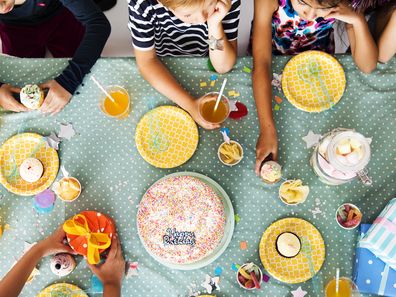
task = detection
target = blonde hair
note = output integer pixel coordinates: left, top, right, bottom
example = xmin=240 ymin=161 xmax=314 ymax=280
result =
xmin=159 ymin=0 xmax=206 ymax=9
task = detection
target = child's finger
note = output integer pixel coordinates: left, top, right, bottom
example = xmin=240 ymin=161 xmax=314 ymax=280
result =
xmin=9 ymin=86 xmax=22 ymax=93
xmin=40 ymin=95 xmax=53 ymax=113
xmin=108 ymin=236 xmax=120 ymax=259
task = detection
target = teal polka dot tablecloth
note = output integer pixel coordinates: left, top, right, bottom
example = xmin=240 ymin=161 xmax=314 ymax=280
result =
xmin=0 ymin=55 xmax=395 ymax=297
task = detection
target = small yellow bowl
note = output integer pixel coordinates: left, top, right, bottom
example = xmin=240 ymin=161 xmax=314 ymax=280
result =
xmin=217 ymin=140 xmax=244 ymax=167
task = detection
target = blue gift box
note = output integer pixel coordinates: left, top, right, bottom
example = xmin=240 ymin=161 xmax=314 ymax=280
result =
xmin=353 ymin=224 xmax=396 ymax=297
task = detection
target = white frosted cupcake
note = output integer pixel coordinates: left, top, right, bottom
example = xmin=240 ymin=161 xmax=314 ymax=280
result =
xmin=19 ymin=158 xmax=43 ymax=183
xmin=20 ymin=84 xmax=44 ymax=109
xmin=260 ymin=161 xmax=282 ymax=184
xmin=276 ymin=232 xmax=301 ymax=258
xmin=50 ymin=254 xmax=76 ymax=277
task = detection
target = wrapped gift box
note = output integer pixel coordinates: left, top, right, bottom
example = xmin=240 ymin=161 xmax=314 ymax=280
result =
xmin=63 ymin=210 xmax=115 ymax=264
xmin=359 ymin=198 xmax=396 ymax=270
xmin=353 ymin=224 xmax=396 ymax=297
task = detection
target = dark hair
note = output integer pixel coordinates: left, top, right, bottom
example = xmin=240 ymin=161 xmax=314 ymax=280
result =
xmin=350 ymin=0 xmax=395 ymax=11
xmin=315 ymin=0 xmax=342 ymax=7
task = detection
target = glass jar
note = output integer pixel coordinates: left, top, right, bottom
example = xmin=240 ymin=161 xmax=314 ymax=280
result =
xmin=310 ymin=128 xmax=372 ymax=186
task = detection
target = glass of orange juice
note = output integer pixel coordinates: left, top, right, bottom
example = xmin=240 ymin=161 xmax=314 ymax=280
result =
xmin=325 ymin=277 xmax=360 ymax=297
xmin=99 ymin=85 xmax=130 ymax=119
xmin=198 ymin=92 xmax=230 ymax=125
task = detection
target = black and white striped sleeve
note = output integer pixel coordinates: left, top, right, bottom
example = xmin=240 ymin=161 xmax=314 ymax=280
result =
xmin=222 ymin=0 xmax=241 ymax=41
xmin=128 ymin=0 xmax=155 ymax=50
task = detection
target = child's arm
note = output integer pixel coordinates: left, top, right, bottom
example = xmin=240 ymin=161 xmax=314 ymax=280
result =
xmin=378 ymin=9 xmax=396 ymax=63
xmin=135 ymin=48 xmax=220 ymax=129
xmin=252 ymin=0 xmax=279 ymax=175
xmin=207 ymin=0 xmax=238 ymax=73
xmin=0 ymin=227 xmax=74 ymax=297
xmin=88 ymin=234 xmax=125 ymax=297
xmin=327 ymin=2 xmax=378 ymax=73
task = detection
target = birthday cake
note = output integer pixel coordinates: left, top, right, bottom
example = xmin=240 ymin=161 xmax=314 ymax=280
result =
xmin=137 ymin=176 xmax=226 ymax=265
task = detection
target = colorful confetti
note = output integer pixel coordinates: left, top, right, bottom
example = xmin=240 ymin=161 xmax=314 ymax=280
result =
xmin=243 ymin=66 xmax=252 ymax=73
xmin=262 ymin=273 xmax=270 ymax=283
xmin=234 ymin=214 xmax=240 ymax=223
xmin=228 ymin=90 xmax=236 ymax=97
xmin=214 ymin=266 xmax=223 ymax=276
xmin=210 ymin=81 xmax=215 ymax=87
xmin=231 ymin=263 xmax=239 ymax=272
xmin=240 ymin=241 xmax=248 ymax=250
xmin=291 ymin=286 xmax=308 ymax=297
xmin=200 ymin=82 xmax=207 ymax=87
xmin=58 ymin=123 xmax=76 ymax=140
xmin=210 ymin=74 xmax=218 ymax=81
xmin=274 ymin=95 xmax=283 ymax=104
xmin=274 ymin=104 xmax=280 ymax=111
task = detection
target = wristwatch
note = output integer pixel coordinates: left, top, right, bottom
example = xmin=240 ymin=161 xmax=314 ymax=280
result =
xmin=207 ymin=35 xmax=224 ymax=51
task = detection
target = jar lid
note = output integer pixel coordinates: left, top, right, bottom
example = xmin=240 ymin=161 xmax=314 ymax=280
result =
xmin=327 ymin=131 xmax=371 ymax=173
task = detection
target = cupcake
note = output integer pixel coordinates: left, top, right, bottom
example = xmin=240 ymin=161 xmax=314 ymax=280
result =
xmin=50 ymin=254 xmax=76 ymax=277
xmin=53 ymin=177 xmax=81 ymax=202
xmin=19 ymin=158 xmax=43 ymax=183
xmin=276 ymin=232 xmax=301 ymax=258
xmin=260 ymin=161 xmax=282 ymax=184
xmin=20 ymin=84 xmax=44 ymax=109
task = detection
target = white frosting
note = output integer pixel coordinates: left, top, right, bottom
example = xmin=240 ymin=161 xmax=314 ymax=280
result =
xmin=20 ymin=84 xmax=44 ymax=109
xmin=50 ymin=254 xmax=76 ymax=277
xmin=276 ymin=232 xmax=301 ymax=258
xmin=19 ymin=158 xmax=43 ymax=183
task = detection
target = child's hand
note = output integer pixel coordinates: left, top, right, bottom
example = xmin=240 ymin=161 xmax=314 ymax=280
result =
xmin=188 ymin=100 xmax=221 ymax=130
xmin=0 ymin=84 xmax=28 ymax=112
xmin=88 ymin=234 xmax=125 ymax=288
xmin=36 ymin=226 xmax=76 ymax=257
xmin=207 ymin=0 xmax=231 ymax=28
xmin=325 ymin=2 xmax=364 ymax=25
xmin=255 ymin=127 xmax=278 ymax=175
xmin=39 ymin=80 xmax=72 ymax=115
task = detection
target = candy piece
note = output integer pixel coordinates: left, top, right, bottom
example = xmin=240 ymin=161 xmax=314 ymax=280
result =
xmin=347 ymin=209 xmax=355 ymax=221
xmin=350 ymin=138 xmax=362 ymax=150
xmin=337 ymin=140 xmax=352 ymax=155
xmin=346 ymin=151 xmax=360 ymax=165
xmin=238 ymin=274 xmax=246 ymax=284
xmin=262 ymin=274 xmax=270 ymax=282
xmin=240 ymin=241 xmax=248 ymax=250
xmin=245 ymin=280 xmax=254 ymax=289
xmin=344 ymin=204 xmax=351 ymax=212
xmin=250 ymin=271 xmax=261 ymax=289
xmin=238 ymin=268 xmax=252 ymax=280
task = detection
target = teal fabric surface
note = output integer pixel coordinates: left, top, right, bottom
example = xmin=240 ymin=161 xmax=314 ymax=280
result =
xmin=0 ymin=56 xmax=395 ymax=297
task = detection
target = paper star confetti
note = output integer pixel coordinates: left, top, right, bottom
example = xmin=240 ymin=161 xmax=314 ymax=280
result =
xmin=201 ymin=275 xmax=220 ymax=294
xmin=228 ymin=100 xmax=238 ymax=112
xmin=220 ymin=128 xmax=231 ymax=144
xmin=302 ymin=130 xmax=322 ymax=149
xmin=45 ymin=132 xmax=61 ymax=150
xmin=243 ymin=66 xmax=252 ymax=73
xmin=125 ymin=261 xmax=139 ymax=278
xmin=58 ymin=122 xmax=76 ymax=140
xmin=291 ymin=286 xmax=307 ymax=297
xmin=234 ymin=214 xmax=241 ymax=223
xmin=240 ymin=241 xmax=248 ymax=250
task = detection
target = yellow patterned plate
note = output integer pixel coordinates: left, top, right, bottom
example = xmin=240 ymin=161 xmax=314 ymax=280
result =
xmin=282 ymin=51 xmax=346 ymax=112
xmin=37 ymin=283 xmax=88 ymax=297
xmin=0 ymin=133 xmax=59 ymax=196
xmin=259 ymin=218 xmax=325 ymax=284
xmin=135 ymin=106 xmax=199 ymax=168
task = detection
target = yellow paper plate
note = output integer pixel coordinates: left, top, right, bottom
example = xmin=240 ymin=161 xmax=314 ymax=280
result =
xmin=0 ymin=133 xmax=59 ymax=196
xmin=37 ymin=283 xmax=88 ymax=297
xmin=259 ymin=218 xmax=325 ymax=284
xmin=282 ymin=51 xmax=346 ymax=112
xmin=135 ymin=106 xmax=199 ymax=168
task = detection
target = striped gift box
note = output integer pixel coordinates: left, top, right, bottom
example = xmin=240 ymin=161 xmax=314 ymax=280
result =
xmin=359 ymin=198 xmax=396 ymax=270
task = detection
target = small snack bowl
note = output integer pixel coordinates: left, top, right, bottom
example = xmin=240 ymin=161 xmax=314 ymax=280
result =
xmin=236 ymin=262 xmax=262 ymax=290
xmin=53 ymin=176 xmax=82 ymax=202
xmin=218 ymin=140 xmax=243 ymax=167
xmin=279 ymin=179 xmax=310 ymax=206
xmin=336 ymin=203 xmax=362 ymax=230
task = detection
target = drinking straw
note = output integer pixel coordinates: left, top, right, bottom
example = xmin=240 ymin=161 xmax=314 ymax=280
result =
xmin=90 ymin=76 xmax=116 ymax=104
xmin=336 ymin=268 xmax=340 ymax=295
xmin=214 ymin=78 xmax=227 ymax=112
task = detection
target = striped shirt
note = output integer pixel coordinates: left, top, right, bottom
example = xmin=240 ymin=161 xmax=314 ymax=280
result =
xmin=128 ymin=0 xmax=240 ymax=56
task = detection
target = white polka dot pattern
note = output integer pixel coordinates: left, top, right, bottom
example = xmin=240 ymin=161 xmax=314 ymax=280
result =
xmin=0 ymin=56 xmax=395 ymax=297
